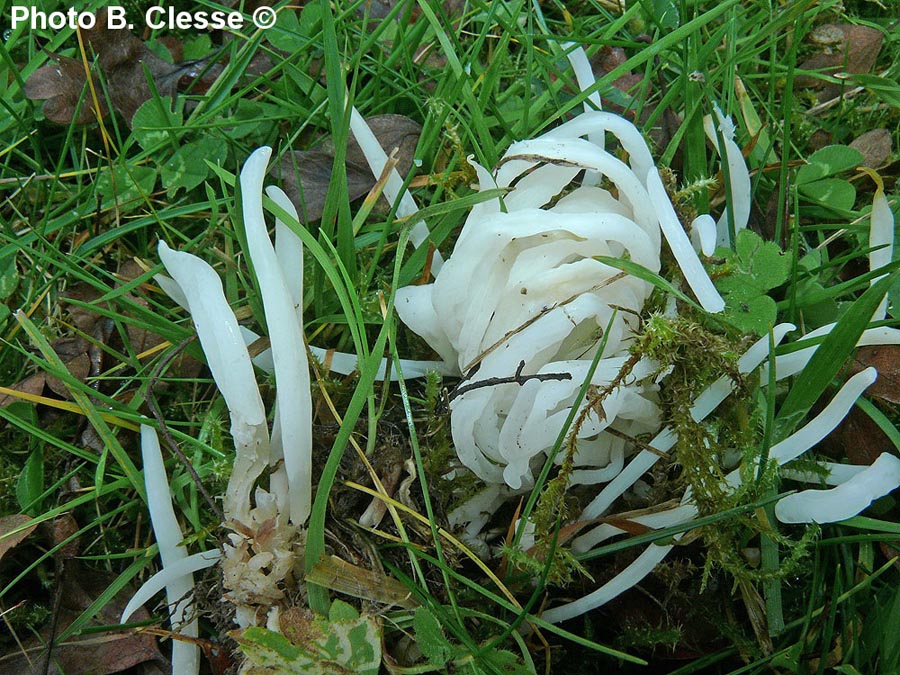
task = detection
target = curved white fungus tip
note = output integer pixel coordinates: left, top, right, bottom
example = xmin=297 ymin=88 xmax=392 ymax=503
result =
xmin=121 ymin=550 xmax=222 ymax=624
xmin=580 ymin=325 xmax=793 ymax=521
xmin=542 ymin=540 xmax=676 ymax=624
xmin=868 ymin=182 xmax=894 ymax=321
xmin=768 ymin=367 xmax=877 ymax=466
xmin=137 ymin=424 xmax=202 ymax=675
xmin=646 ymin=167 xmax=725 ymax=313
xmin=775 ymin=452 xmax=900 ymax=524
xmin=240 ymin=150 xmax=312 ymax=526
xmin=563 ymin=42 xmax=602 ymax=112
xmin=703 ymin=106 xmax=751 ymax=247
xmin=347 ymin=107 xmax=443 ymax=274
xmin=157 ymin=240 xmax=269 ymax=524
xmin=690 ymin=214 xmax=717 ymax=256
xmin=266 ymin=185 xmax=304 ymax=312
xmin=154 ymin=273 xmax=189 ymax=311
xmin=157 ymin=241 xmax=266 ymax=428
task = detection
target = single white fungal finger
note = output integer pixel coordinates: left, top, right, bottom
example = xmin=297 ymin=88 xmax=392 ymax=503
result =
xmin=704 ymin=105 xmax=751 ymax=247
xmin=136 ymin=425 xmax=202 ymax=675
xmin=690 ymin=214 xmax=717 ymax=256
xmin=158 ymin=241 xmax=269 ymax=525
xmin=868 ymin=179 xmax=894 ymax=320
xmin=241 ymin=148 xmax=313 ymax=526
xmin=348 ymin=107 xmax=442 ymax=273
xmin=646 ymin=167 xmax=724 ymax=313
xmin=121 ymin=549 xmax=222 ymax=624
xmin=776 ymin=452 xmax=900 ymax=523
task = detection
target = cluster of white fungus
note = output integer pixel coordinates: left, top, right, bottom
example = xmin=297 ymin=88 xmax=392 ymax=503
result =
xmin=347 ymin=47 xmax=900 ymax=623
xmin=124 ymin=44 xmax=900 ymax=670
xmin=123 ymin=151 xmax=315 ymax=672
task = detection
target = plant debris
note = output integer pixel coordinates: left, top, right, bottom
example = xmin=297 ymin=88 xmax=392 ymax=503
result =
xmin=24 ymin=9 xmax=222 ymax=127
xmin=271 ymin=114 xmax=421 ymax=222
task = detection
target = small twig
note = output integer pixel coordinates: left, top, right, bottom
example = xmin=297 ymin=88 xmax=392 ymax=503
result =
xmin=447 ymin=360 xmax=572 ymax=403
xmin=603 ymin=426 xmax=669 ymax=459
xmin=146 ymin=337 xmax=225 ymax=523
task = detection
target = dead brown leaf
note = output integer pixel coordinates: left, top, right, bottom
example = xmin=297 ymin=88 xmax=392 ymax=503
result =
xmin=272 ymin=114 xmax=421 ymax=223
xmin=0 ymin=371 xmax=45 ymax=407
xmin=849 ymin=128 xmax=892 ymax=169
xmin=0 ymin=563 xmax=168 ymax=674
xmin=589 ymin=45 xmax=643 ymax=97
xmin=850 ymin=345 xmax=900 ymax=404
xmin=796 ymin=24 xmax=883 ymax=100
xmin=0 ymin=515 xmax=38 ymax=562
xmin=25 ymin=9 xmax=221 ymax=127
xmin=815 ymin=345 xmax=900 ymax=465
xmin=2 ymin=260 xmax=199 ymax=412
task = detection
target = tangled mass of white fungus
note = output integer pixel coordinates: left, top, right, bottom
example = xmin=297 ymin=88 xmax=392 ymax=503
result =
xmin=125 ymin=46 xmax=900 ymax=672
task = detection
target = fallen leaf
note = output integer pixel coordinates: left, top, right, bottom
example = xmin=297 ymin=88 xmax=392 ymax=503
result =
xmin=849 ymin=128 xmax=892 ymax=168
xmin=271 ymin=114 xmax=421 ymax=222
xmin=48 ymin=514 xmax=81 ymax=561
xmin=0 ymin=564 xmax=168 ymax=674
xmin=589 ymin=45 xmax=643 ymax=96
xmin=850 ymin=345 xmax=900 ymax=404
xmin=796 ymin=24 xmax=883 ymax=101
xmin=22 ymin=55 xmax=106 ymax=125
xmin=25 ymin=9 xmax=221 ymax=127
xmin=2 ymin=260 xmax=198 ymax=412
xmin=0 ymin=371 xmax=45 ymax=407
xmin=0 ymin=515 xmax=37 ymax=562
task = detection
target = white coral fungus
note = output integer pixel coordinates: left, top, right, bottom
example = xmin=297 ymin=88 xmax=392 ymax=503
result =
xmin=346 ymin=46 xmax=900 ymax=624
xmin=393 ymin=109 xmax=725 ymax=492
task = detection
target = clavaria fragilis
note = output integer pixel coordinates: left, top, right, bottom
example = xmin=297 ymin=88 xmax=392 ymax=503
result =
xmin=157 ymin=241 xmax=271 ymax=527
xmin=128 ymin=149 xmax=317 ymax=644
xmin=345 ymin=45 xmax=900 ymax=625
xmin=128 ymin=42 xmax=900 ymax=654
xmin=119 ymin=426 xmax=217 ymax=674
xmin=775 ymin=452 xmax=900 ymax=524
xmin=240 ymin=148 xmax=312 ymax=526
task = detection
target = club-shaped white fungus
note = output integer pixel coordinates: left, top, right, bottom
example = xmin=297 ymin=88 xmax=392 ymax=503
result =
xmin=157 ymin=242 xmax=270 ymax=526
xmin=704 ymin=104 xmax=751 ymax=247
xmin=347 ymin=46 xmax=900 ymax=625
xmin=241 ymin=148 xmax=312 ymax=526
xmin=690 ymin=214 xmax=718 ymax=256
xmin=545 ymin=364 xmax=884 ymax=625
xmin=139 ymin=43 xmax=899 ymax=644
xmin=775 ymin=452 xmax=900 ymax=523
xmin=157 ymin=215 xmax=309 ymax=629
xmin=867 ymin=173 xmax=894 ymax=321
xmin=121 ymin=550 xmax=222 ymax=627
xmin=386 ymin=106 xmax=731 ymax=492
xmin=127 ymin=425 xmax=203 ymax=675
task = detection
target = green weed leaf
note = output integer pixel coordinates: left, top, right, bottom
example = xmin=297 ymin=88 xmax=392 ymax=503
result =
xmin=719 ymin=286 xmax=778 ymax=335
xmin=94 ymin=165 xmax=158 ymax=213
xmin=643 ymin=0 xmax=680 ymax=31
xmin=236 ymin=605 xmax=381 ymax=674
xmin=16 ymin=447 xmax=44 ymax=515
xmin=477 ymin=648 xmax=533 ymax=674
xmin=796 ymin=145 xmax=864 ymax=185
xmin=798 ymin=178 xmax=856 ymax=212
xmin=730 ymin=230 xmax=791 ymax=292
xmin=162 ymin=136 xmax=227 ymax=194
xmin=131 ymin=97 xmax=183 ymax=151
xmin=714 ymin=230 xmax=790 ymax=334
xmin=0 ymin=253 xmax=18 ymax=299
xmin=414 ymin=607 xmax=453 ymax=666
